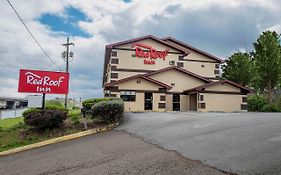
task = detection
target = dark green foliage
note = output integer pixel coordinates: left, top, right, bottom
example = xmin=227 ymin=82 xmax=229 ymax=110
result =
xmin=23 ymin=110 xmax=68 ymax=130
xmin=261 ymin=103 xmax=281 ymax=112
xmin=248 ymin=95 xmax=268 ymax=112
xmin=222 ymin=52 xmax=253 ymax=86
xmin=90 ymin=100 xmax=124 ymax=123
xmin=82 ymin=97 xmax=123 ymax=115
xmin=22 ymin=108 xmax=41 ymax=118
xmin=82 ymin=98 xmax=111 ymax=111
xmin=46 ymin=99 xmax=64 ymax=107
xmin=252 ymin=31 xmax=281 ymax=102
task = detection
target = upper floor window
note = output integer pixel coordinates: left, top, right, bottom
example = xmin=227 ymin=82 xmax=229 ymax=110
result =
xmin=111 ymin=51 xmax=117 ymax=57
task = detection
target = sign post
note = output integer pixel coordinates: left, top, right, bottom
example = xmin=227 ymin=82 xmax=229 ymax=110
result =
xmin=18 ymin=69 xmax=69 ymax=109
xmin=42 ymin=93 xmax=46 ymax=110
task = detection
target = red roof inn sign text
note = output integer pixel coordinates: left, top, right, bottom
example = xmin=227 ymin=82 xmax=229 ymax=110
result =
xmin=132 ymin=43 xmax=169 ymax=65
xmin=18 ymin=69 xmax=69 ymax=94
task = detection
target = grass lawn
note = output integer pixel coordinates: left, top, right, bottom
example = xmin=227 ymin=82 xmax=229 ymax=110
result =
xmin=0 ymin=117 xmax=23 ymax=130
xmin=0 ymin=109 xmax=90 ymax=152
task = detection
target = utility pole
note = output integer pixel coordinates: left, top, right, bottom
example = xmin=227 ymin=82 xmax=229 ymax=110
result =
xmin=62 ymin=37 xmax=74 ymax=108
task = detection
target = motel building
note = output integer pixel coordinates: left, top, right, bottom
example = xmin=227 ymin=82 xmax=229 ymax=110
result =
xmin=103 ymin=35 xmax=251 ymax=112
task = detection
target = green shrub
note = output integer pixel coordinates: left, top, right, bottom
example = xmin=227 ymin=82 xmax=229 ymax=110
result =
xmin=276 ymin=97 xmax=281 ymax=109
xmin=46 ymin=99 xmax=64 ymax=107
xmin=248 ymin=95 xmax=268 ymax=112
xmin=45 ymin=105 xmax=68 ymax=112
xmin=69 ymin=110 xmax=81 ymax=125
xmin=90 ymin=100 xmax=124 ymax=123
xmin=72 ymin=105 xmax=80 ymax=110
xmin=23 ymin=110 xmax=68 ymax=130
xmin=82 ymin=98 xmax=110 ymax=111
xmin=261 ymin=103 xmax=281 ymax=112
xmin=22 ymin=108 xmax=41 ymax=118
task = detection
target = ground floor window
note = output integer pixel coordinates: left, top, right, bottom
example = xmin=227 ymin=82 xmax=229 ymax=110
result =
xmin=120 ymin=91 xmax=136 ymax=101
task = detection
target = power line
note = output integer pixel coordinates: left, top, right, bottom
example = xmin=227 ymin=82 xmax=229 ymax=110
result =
xmin=5 ymin=0 xmax=61 ymax=70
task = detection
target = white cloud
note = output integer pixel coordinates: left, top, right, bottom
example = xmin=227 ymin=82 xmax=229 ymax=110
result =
xmin=0 ymin=0 xmax=281 ymax=99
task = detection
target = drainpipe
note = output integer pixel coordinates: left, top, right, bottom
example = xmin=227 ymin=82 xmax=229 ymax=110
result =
xmin=197 ymin=93 xmax=200 ymax=112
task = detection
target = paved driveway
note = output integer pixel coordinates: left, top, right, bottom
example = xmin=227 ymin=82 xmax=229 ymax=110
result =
xmin=0 ymin=131 xmax=227 ymax=175
xmin=116 ymin=112 xmax=281 ymax=175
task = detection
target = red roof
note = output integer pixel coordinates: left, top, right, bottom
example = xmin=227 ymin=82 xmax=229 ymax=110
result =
xmin=105 ymin=74 xmax=172 ymax=90
xmin=162 ymin=37 xmax=224 ymax=63
xmin=144 ymin=66 xmax=212 ymax=83
xmin=106 ymin=35 xmax=187 ymax=54
xmin=184 ymin=79 xmax=252 ymax=93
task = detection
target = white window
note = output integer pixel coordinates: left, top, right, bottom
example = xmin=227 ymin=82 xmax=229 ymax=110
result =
xmin=120 ymin=91 xmax=136 ymax=101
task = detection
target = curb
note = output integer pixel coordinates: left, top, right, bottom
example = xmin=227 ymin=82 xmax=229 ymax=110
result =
xmin=0 ymin=122 xmax=119 ymax=157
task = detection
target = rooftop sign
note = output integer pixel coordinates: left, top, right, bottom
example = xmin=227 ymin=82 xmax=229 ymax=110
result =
xmin=132 ymin=43 xmax=169 ymax=64
xmin=18 ymin=69 xmax=69 ymax=94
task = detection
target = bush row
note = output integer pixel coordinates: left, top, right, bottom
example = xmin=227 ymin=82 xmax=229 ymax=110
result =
xmin=23 ymin=109 xmax=68 ymax=130
xmin=90 ymin=99 xmax=124 ymax=123
xmin=22 ymin=97 xmax=124 ymax=130
xmin=82 ymin=97 xmax=121 ymax=113
xmin=248 ymin=95 xmax=281 ymax=112
xmin=22 ymin=104 xmax=68 ymax=130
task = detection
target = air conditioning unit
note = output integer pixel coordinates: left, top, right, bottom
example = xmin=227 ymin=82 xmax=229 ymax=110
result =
xmin=169 ymin=60 xmax=175 ymax=65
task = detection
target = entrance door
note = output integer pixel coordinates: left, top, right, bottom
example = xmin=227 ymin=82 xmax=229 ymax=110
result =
xmin=144 ymin=92 xmax=153 ymax=110
xmin=190 ymin=94 xmax=197 ymax=111
xmin=173 ymin=94 xmax=180 ymax=111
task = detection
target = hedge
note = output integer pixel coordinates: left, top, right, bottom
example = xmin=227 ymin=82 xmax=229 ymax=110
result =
xmin=82 ymin=98 xmax=111 ymax=112
xmin=90 ymin=99 xmax=124 ymax=123
xmin=261 ymin=103 xmax=281 ymax=112
xmin=23 ymin=109 xmax=68 ymax=130
xmin=82 ymin=97 xmax=122 ymax=114
xmin=248 ymin=95 xmax=268 ymax=112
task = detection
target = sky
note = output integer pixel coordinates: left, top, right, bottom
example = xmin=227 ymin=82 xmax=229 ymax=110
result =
xmin=1 ymin=0 xmax=281 ymax=100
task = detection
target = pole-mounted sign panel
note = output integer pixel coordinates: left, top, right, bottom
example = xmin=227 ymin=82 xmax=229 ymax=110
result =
xmin=18 ymin=69 xmax=69 ymax=94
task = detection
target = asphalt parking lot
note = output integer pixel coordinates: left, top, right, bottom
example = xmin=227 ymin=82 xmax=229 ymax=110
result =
xmin=116 ymin=112 xmax=281 ymax=175
xmin=0 ymin=130 xmax=227 ymax=175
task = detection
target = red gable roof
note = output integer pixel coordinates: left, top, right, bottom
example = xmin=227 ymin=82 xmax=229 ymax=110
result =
xmin=162 ymin=37 xmax=224 ymax=63
xmin=106 ymin=35 xmax=187 ymax=54
xmin=105 ymin=74 xmax=172 ymax=90
xmin=184 ymin=79 xmax=252 ymax=93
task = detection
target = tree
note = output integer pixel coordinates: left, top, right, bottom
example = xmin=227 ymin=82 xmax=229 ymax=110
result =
xmin=222 ymin=52 xmax=253 ymax=86
xmin=252 ymin=31 xmax=281 ymax=102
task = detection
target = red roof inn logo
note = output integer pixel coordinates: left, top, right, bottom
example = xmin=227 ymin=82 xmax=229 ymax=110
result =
xmin=18 ymin=69 xmax=69 ymax=94
xmin=132 ymin=43 xmax=169 ymax=65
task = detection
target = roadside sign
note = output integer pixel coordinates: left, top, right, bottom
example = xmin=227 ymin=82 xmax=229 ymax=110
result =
xmin=18 ymin=69 xmax=69 ymax=94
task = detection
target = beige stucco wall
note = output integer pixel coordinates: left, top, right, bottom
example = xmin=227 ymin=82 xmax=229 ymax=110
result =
xmin=107 ymin=38 xmax=221 ymax=84
xmin=184 ymin=62 xmax=218 ymax=77
xmin=165 ymin=94 xmax=173 ymax=111
xmin=206 ymin=83 xmax=241 ymax=92
xmin=116 ymin=71 xmax=145 ymax=80
xmin=122 ymin=92 xmax=144 ymax=112
xmin=199 ymin=93 xmax=247 ymax=112
xmin=112 ymin=49 xmax=180 ymax=72
xmin=180 ymin=95 xmax=190 ymax=111
xmin=164 ymin=40 xmax=219 ymax=62
xmin=149 ymin=69 xmax=206 ymax=92
xmin=153 ymin=93 xmax=166 ymax=112
xmin=117 ymin=77 xmax=161 ymax=91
